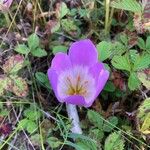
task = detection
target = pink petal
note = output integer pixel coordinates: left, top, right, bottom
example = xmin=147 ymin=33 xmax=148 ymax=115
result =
xmin=69 ymin=39 xmax=98 ymax=67
xmin=51 ymin=52 xmax=72 ymax=74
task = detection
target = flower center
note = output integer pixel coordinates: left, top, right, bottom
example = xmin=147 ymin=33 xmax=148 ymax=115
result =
xmin=57 ymin=66 xmax=95 ymax=101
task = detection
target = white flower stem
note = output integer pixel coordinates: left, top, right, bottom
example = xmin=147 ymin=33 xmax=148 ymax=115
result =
xmin=66 ymin=104 xmax=82 ymax=134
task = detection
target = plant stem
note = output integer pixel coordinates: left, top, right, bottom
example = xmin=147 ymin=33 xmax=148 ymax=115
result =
xmin=105 ymin=0 xmax=110 ymax=36
xmin=66 ymin=104 xmax=82 ymax=134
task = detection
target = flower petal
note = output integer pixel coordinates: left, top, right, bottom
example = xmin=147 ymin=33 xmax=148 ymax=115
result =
xmin=3 ymin=0 xmax=13 ymax=8
xmin=89 ymin=62 xmax=105 ymax=81
xmin=85 ymin=69 xmax=109 ymax=107
xmin=47 ymin=68 xmax=62 ymax=102
xmin=69 ymin=39 xmax=98 ymax=67
xmin=51 ymin=52 xmax=72 ymax=74
xmin=65 ymin=95 xmax=86 ymax=106
xmin=96 ymin=70 xmax=110 ymax=95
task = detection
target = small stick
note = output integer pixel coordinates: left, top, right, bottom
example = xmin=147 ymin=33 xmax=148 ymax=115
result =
xmin=66 ymin=104 xmax=82 ymax=134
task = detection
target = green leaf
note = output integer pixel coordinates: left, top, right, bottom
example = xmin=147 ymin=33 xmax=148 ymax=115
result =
xmin=111 ymin=55 xmax=131 ymax=72
xmin=0 ymin=76 xmax=10 ymax=96
xmin=61 ymin=19 xmax=77 ymax=32
xmin=15 ymin=44 xmax=30 ymax=55
xmin=146 ymin=36 xmax=150 ymax=50
xmin=111 ymin=0 xmax=142 ymax=13
xmin=26 ymin=120 xmax=38 ymax=134
xmin=129 ymin=50 xmax=139 ymax=63
xmin=24 ymin=107 xmax=41 ymax=120
xmin=97 ymin=41 xmax=112 ymax=61
xmin=103 ymin=116 xmax=118 ymax=132
xmin=76 ymin=140 xmax=97 ymax=150
xmin=69 ymin=133 xmax=97 ymax=150
xmin=51 ymin=22 xmax=60 ymax=33
xmin=137 ymin=72 xmax=150 ymax=89
xmin=52 ymin=45 xmax=68 ymax=55
xmin=128 ymin=72 xmax=141 ymax=90
xmin=27 ymin=33 xmax=40 ymax=50
xmin=87 ymin=110 xmax=103 ymax=129
xmin=69 ymin=133 xmax=96 ymax=143
xmin=2 ymin=55 xmax=24 ymax=74
xmin=120 ymin=34 xmax=128 ymax=46
xmin=137 ymin=98 xmax=150 ymax=134
xmin=10 ymin=76 xmax=28 ymax=97
xmin=35 ymin=72 xmax=51 ymax=89
xmin=65 ymin=141 xmax=84 ymax=150
xmin=18 ymin=118 xmax=29 ymax=130
xmin=137 ymin=38 xmax=146 ymax=50
xmin=89 ymin=129 xmax=104 ymax=141
xmin=35 ymin=72 xmax=48 ymax=83
xmin=133 ymin=54 xmax=150 ymax=71
xmin=104 ymin=81 xmax=116 ymax=92
xmin=58 ymin=2 xmax=69 ymax=19
xmin=137 ymin=98 xmax=150 ymax=120
xmin=31 ymin=48 xmax=47 ymax=57
xmin=47 ymin=137 xmax=61 ymax=148
xmin=104 ymin=132 xmax=124 ymax=150
xmin=111 ymin=42 xmax=126 ymax=56
xmin=30 ymin=134 xmax=41 ymax=146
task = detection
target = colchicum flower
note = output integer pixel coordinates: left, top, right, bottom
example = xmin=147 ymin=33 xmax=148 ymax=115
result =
xmin=0 ymin=0 xmax=13 ymax=10
xmin=48 ymin=39 xmax=109 ymax=107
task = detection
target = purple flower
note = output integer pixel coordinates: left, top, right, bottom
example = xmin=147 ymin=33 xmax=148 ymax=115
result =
xmin=48 ymin=39 xmax=109 ymax=107
xmin=1 ymin=0 xmax=13 ymax=9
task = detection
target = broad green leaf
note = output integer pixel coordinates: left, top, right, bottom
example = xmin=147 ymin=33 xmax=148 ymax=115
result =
xmin=97 ymin=41 xmax=112 ymax=61
xmin=28 ymin=33 xmax=40 ymax=50
xmin=104 ymin=81 xmax=116 ymax=92
xmin=10 ymin=76 xmax=28 ymax=97
xmin=18 ymin=118 xmax=29 ymax=130
xmin=69 ymin=133 xmax=97 ymax=150
xmin=35 ymin=72 xmax=48 ymax=83
xmin=138 ymin=72 xmax=150 ymax=89
xmin=133 ymin=54 xmax=150 ymax=71
xmin=15 ymin=44 xmax=30 ymax=55
xmin=129 ymin=50 xmax=139 ymax=63
xmin=111 ymin=42 xmax=126 ymax=56
xmin=0 ymin=76 xmax=10 ymax=96
xmin=89 ymin=129 xmax=104 ymax=141
xmin=26 ymin=120 xmax=38 ymax=134
xmin=103 ymin=116 xmax=118 ymax=132
xmin=51 ymin=21 xmax=60 ymax=33
xmin=111 ymin=55 xmax=131 ymax=72
xmin=58 ymin=2 xmax=69 ymax=19
xmin=140 ymin=113 xmax=150 ymax=134
xmin=65 ymin=141 xmax=84 ymax=150
xmin=111 ymin=0 xmax=142 ymax=13
xmin=35 ymin=72 xmax=51 ymax=89
xmin=47 ymin=137 xmax=61 ymax=148
xmin=76 ymin=140 xmax=97 ymax=150
xmin=104 ymin=132 xmax=124 ymax=150
xmin=61 ymin=19 xmax=77 ymax=32
xmin=87 ymin=110 xmax=103 ymax=129
xmin=146 ymin=36 xmax=150 ymax=50
xmin=137 ymin=98 xmax=150 ymax=120
xmin=24 ymin=107 xmax=41 ymax=121
xmin=137 ymin=38 xmax=146 ymax=50
xmin=31 ymin=48 xmax=47 ymax=57
xmin=137 ymin=98 xmax=150 ymax=134
xmin=52 ymin=45 xmax=68 ymax=55
xmin=128 ymin=72 xmax=141 ymax=90
xmin=2 ymin=55 xmax=24 ymax=74
xmin=69 ymin=133 xmax=96 ymax=143
xmin=30 ymin=134 xmax=41 ymax=146
xmin=120 ymin=34 xmax=128 ymax=46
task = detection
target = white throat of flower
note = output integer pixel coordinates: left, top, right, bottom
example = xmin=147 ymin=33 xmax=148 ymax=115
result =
xmin=57 ymin=66 xmax=96 ymax=101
